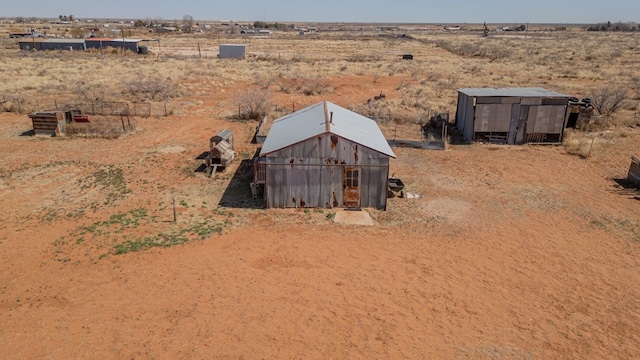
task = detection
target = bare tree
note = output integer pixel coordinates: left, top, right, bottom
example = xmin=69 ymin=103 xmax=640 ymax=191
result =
xmin=236 ymin=90 xmax=271 ymax=120
xmin=74 ymin=82 xmax=108 ymax=104
xmin=182 ymin=14 xmax=194 ymax=33
xmin=122 ymin=75 xmax=181 ymax=101
xmin=589 ymin=86 xmax=629 ymax=116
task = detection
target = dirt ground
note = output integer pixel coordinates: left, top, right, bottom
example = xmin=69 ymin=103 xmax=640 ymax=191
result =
xmin=1 ymin=65 xmax=640 ymax=359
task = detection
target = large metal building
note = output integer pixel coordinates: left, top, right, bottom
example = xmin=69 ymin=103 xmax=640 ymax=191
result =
xmin=85 ymin=38 xmax=142 ymax=53
xmin=253 ymin=101 xmax=395 ymax=210
xmin=455 ymin=87 xmax=571 ymax=144
xmin=40 ymin=39 xmax=86 ymax=51
xmin=19 ymin=38 xmax=86 ymax=51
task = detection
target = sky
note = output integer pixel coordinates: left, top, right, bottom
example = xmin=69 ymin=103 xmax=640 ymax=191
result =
xmin=3 ymin=0 xmax=639 ymax=24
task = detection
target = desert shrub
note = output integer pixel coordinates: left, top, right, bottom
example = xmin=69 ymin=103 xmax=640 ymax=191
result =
xmin=235 ymin=89 xmax=272 ymax=120
xmin=1 ymin=100 xmax=19 ymax=113
xmin=562 ymin=128 xmax=592 ymax=157
xmin=66 ymin=116 xmax=135 ymax=139
xmin=589 ymin=86 xmax=629 ymax=116
xmin=277 ymin=77 xmax=333 ymax=96
xmin=74 ymin=81 xmax=109 ymax=103
xmin=300 ymin=78 xmax=333 ymax=96
xmin=277 ymin=78 xmax=301 ymax=94
xmin=122 ymin=75 xmax=181 ymax=101
xmin=346 ymin=54 xmax=381 ymax=63
xmin=253 ymin=74 xmax=276 ymax=89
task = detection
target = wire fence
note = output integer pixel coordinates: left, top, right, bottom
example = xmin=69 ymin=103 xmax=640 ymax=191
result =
xmin=1 ymin=97 xmax=175 ymax=117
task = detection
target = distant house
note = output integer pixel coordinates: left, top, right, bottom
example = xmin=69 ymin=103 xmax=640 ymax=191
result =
xmin=252 ymin=101 xmax=396 ymax=210
xmin=219 ymin=44 xmax=245 ymax=59
xmin=455 ymin=87 xmax=571 ymax=144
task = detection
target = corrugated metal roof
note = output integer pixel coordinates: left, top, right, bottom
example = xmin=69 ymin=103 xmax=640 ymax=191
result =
xmin=457 ymin=87 xmax=569 ymax=98
xmin=260 ymin=101 xmax=395 ymax=158
xmin=40 ymin=38 xmax=86 ymax=44
xmin=109 ymin=38 xmax=143 ymax=42
xmin=18 ymin=38 xmax=46 ymax=43
xmin=85 ymin=38 xmax=113 ymax=41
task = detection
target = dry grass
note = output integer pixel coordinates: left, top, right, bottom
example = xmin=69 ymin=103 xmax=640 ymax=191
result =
xmin=1 ymin=23 xmax=638 ymax=129
xmin=66 ymin=115 xmax=137 ymax=139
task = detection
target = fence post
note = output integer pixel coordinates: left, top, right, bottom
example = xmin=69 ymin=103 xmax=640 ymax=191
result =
xmin=164 ymin=101 xmax=168 ymax=116
xmin=173 ymin=198 xmax=177 ymax=223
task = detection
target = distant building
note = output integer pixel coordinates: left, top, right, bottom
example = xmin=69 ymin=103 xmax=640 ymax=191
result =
xmin=18 ymin=38 xmax=143 ymax=53
xmin=18 ymin=38 xmax=46 ymax=50
xmin=85 ymin=38 xmax=142 ymax=53
xmin=219 ymin=44 xmax=245 ymax=59
xmin=19 ymin=38 xmax=86 ymax=51
xmin=10 ymin=32 xmax=33 ymax=38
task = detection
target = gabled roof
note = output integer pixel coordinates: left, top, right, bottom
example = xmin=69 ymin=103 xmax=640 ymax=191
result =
xmin=260 ymin=101 xmax=395 ymax=158
xmin=457 ymin=87 xmax=569 ymax=98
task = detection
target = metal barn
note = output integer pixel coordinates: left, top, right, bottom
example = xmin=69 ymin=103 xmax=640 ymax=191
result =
xmin=18 ymin=38 xmax=46 ymax=50
xmin=39 ymin=39 xmax=87 ymax=51
xmin=85 ymin=38 xmax=142 ymax=53
xmin=219 ymin=44 xmax=245 ymax=59
xmin=253 ymin=101 xmax=395 ymax=210
xmin=455 ymin=88 xmax=571 ymax=144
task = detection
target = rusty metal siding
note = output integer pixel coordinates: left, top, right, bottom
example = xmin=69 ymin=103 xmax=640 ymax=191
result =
xmin=528 ymin=105 xmax=566 ymax=134
xmin=360 ymin=157 xmax=389 ymax=208
xmin=474 ymin=103 xmax=511 ymax=132
xmin=463 ymin=95 xmax=475 ymax=141
xmin=264 ymin=134 xmax=389 ymax=209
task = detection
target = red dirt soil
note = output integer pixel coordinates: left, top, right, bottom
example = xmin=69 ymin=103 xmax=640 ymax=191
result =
xmin=1 ymin=79 xmax=640 ymax=359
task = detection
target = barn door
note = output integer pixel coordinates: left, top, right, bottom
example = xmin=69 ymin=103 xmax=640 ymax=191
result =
xmin=343 ymin=167 xmax=360 ymax=208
